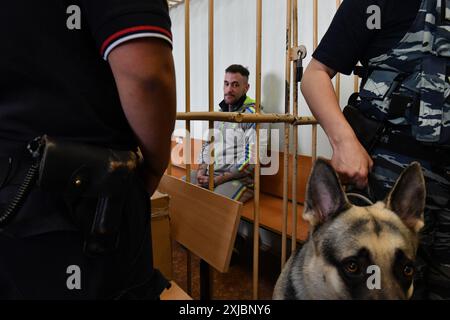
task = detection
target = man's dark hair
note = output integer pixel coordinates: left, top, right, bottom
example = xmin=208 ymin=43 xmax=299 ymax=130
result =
xmin=225 ymin=64 xmax=250 ymax=79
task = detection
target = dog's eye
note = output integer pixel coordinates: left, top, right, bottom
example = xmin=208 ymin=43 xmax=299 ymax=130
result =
xmin=403 ymin=265 xmax=415 ymax=277
xmin=344 ymin=261 xmax=360 ymax=274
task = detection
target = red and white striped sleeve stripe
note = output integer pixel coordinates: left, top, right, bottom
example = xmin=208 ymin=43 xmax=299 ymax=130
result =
xmin=100 ymin=25 xmax=173 ymax=60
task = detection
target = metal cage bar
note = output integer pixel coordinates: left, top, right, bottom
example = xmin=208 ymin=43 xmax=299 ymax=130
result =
xmin=291 ymin=0 xmax=299 ymax=253
xmin=184 ymin=0 xmax=193 ymax=297
xmin=281 ymin=0 xmax=292 ymax=269
xmin=169 ymin=0 xmax=323 ymax=300
xmin=251 ymin=0 xmax=263 ymax=300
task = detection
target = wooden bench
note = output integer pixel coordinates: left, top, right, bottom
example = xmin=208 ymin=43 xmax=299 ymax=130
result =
xmin=168 ymin=137 xmax=312 ymax=242
xmin=159 ymin=174 xmax=242 ymax=273
xmin=158 ymin=173 xmax=243 ymax=299
xmin=161 ymin=281 xmax=193 ymax=300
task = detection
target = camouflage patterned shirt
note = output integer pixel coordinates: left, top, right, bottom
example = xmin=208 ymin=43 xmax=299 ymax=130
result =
xmin=358 ymin=0 xmax=450 ymax=146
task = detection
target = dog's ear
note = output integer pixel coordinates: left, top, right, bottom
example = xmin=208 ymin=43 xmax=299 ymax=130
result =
xmin=385 ymin=162 xmax=425 ymax=233
xmin=303 ymin=158 xmax=349 ymax=227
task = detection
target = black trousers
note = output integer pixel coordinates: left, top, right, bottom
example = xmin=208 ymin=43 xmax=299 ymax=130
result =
xmin=0 ymin=156 xmax=168 ymax=300
xmin=1 ymin=230 xmax=148 ymax=299
xmin=368 ymin=139 xmax=450 ymax=300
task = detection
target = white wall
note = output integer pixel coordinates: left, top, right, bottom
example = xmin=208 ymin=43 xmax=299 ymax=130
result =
xmin=170 ymin=0 xmax=358 ymax=158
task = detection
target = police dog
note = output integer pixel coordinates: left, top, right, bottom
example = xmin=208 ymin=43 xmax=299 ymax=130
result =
xmin=273 ymin=158 xmax=426 ymax=300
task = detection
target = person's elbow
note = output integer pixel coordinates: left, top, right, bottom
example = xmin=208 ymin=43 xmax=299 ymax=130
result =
xmin=300 ymin=60 xmax=317 ymax=97
xmin=300 ymin=66 xmax=311 ymax=97
xmin=301 ymin=58 xmax=336 ymax=95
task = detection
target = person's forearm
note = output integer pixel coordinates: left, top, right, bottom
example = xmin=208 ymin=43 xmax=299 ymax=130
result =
xmin=222 ymin=170 xmax=248 ymax=182
xmin=301 ymin=59 xmax=373 ymax=188
xmin=123 ymin=74 xmax=176 ymax=178
xmin=109 ymin=38 xmax=176 ymax=193
xmin=301 ymin=59 xmax=357 ymax=149
xmin=197 ymin=163 xmax=208 ymax=175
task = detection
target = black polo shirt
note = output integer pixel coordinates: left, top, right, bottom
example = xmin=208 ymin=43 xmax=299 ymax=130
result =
xmin=0 ymin=0 xmax=172 ymax=153
xmin=313 ymin=0 xmax=422 ymax=75
xmin=0 ymin=0 xmax=172 ymax=237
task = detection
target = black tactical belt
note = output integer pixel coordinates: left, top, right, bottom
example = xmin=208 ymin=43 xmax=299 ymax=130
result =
xmin=374 ymin=131 xmax=450 ymax=180
xmin=376 ymin=132 xmax=449 ymax=160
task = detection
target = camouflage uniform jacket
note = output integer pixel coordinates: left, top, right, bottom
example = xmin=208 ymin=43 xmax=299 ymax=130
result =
xmin=358 ymin=0 xmax=450 ymax=145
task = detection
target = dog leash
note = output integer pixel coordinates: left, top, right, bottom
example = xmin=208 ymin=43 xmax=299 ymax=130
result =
xmin=344 ymin=173 xmax=376 ymax=206
xmin=345 ymin=192 xmax=374 ymax=206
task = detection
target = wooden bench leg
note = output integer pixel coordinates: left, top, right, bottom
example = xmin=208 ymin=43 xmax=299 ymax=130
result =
xmin=187 ymin=249 xmax=192 ymax=295
xmin=200 ymin=259 xmax=211 ymax=300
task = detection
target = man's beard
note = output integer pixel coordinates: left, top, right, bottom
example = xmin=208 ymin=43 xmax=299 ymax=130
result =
xmin=225 ymin=95 xmax=236 ymax=104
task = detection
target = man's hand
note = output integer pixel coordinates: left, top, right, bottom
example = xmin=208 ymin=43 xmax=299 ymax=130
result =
xmin=196 ymin=172 xmax=229 ymax=188
xmin=108 ymin=38 xmax=176 ymax=195
xmin=196 ymin=165 xmax=208 ymax=187
xmin=331 ymin=135 xmax=373 ymax=189
xmin=197 ymin=172 xmax=209 ymax=187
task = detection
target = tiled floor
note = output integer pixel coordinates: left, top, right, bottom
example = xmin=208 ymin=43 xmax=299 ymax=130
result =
xmin=171 ymin=236 xmax=281 ymax=300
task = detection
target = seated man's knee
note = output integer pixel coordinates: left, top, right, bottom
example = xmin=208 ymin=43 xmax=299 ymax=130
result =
xmin=214 ymin=180 xmax=253 ymax=203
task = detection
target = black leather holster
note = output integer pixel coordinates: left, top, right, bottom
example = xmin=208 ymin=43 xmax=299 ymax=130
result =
xmin=343 ymin=104 xmax=387 ymax=153
xmin=35 ymin=135 xmax=142 ymax=256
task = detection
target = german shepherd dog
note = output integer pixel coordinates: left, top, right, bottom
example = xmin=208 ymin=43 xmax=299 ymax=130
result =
xmin=273 ymin=158 xmax=426 ymax=300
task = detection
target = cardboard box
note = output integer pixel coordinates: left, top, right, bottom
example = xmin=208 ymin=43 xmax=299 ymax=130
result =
xmin=151 ymin=190 xmax=172 ymax=280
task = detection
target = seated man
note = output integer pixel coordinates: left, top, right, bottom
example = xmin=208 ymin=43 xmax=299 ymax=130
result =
xmin=187 ymin=64 xmax=268 ymax=203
